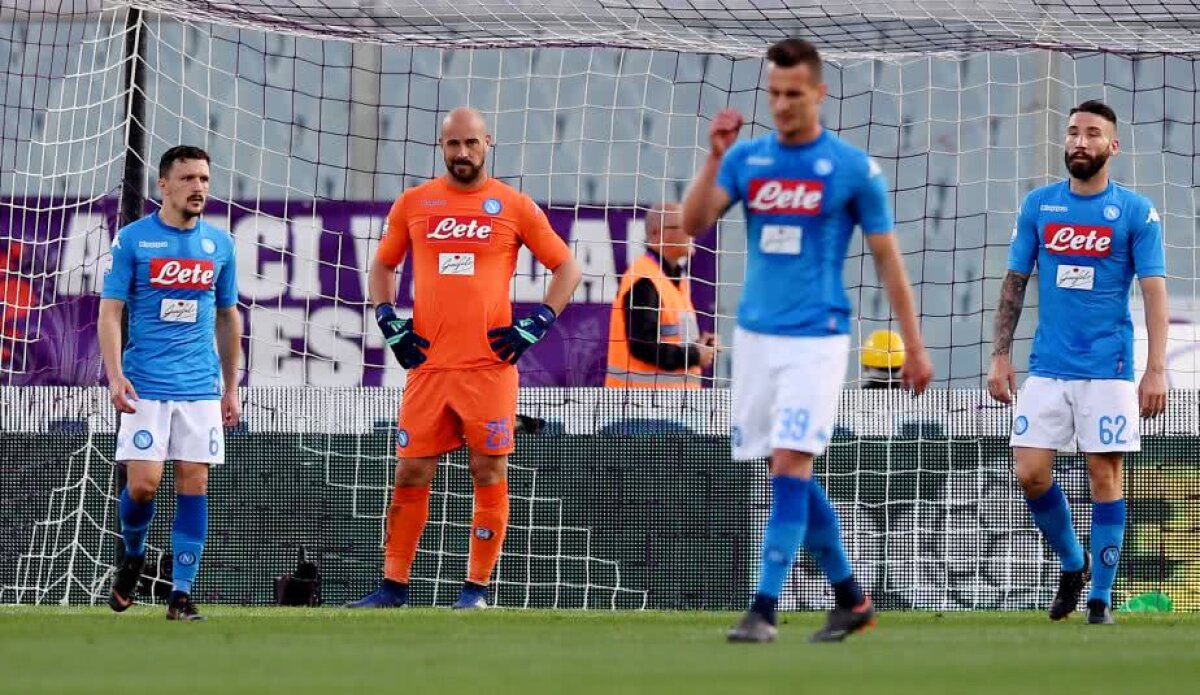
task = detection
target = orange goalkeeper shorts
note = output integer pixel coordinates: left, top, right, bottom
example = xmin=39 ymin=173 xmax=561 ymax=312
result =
xmin=396 ymin=365 xmax=518 ymax=458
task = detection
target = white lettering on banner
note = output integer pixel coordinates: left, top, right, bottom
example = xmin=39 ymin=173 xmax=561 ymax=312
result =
xmin=247 ymin=306 xmax=410 ymax=388
xmin=511 ymin=246 xmax=549 ymax=303
xmin=305 ymin=306 xmax=365 ymax=386
xmin=55 ymin=213 xmax=110 ymax=296
xmin=235 ymin=214 xmax=288 ymax=300
xmin=248 ymin=307 xmax=307 ymax=386
xmin=569 ymin=219 xmax=617 ymax=303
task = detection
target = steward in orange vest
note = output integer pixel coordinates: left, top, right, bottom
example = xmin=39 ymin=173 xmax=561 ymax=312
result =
xmin=606 ymin=204 xmax=717 ymax=388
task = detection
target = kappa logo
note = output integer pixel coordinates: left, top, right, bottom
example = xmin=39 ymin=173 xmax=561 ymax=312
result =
xmin=1040 ymin=204 xmax=1069 ymax=213
xmin=427 ymin=216 xmax=493 ymax=243
xmin=747 ymin=179 xmax=824 ymax=215
xmin=149 ymin=258 xmax=215 ymax=289
xmin=139 ymin=240 xmax=169 ymax=249
xmin=1147 ymin=206 xmax=1161 ymax=223
xmin=1043 ymin=223 xmax=1113 ymax=257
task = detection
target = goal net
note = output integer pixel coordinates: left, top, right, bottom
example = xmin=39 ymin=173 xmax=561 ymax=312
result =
xmin=2 ymin=0 xmax=1199 ymax=610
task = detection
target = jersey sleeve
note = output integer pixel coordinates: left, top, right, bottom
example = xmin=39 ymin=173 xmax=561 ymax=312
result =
xmin=853 ymin=156 xmax=894 ymax=235
xmin=215 ymin=239 xmax=238 ymax=308
xmin=376 ymin=193 xmax=411 ymax=267
xmin=1131 ymin=198 xmax=1166 ymax=278
xmin=100 ymin=227 xmax=135 ymax=301
xmin=518 ymin=195 xmax=571 ymax=270
xmin=1007 ymin=191 xmax=1040 ymax=275
xmin=715 ymin=141 xmax=747 ymax=206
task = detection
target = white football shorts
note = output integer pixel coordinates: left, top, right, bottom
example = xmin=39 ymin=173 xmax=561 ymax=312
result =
xmin=115 ymin=399 xmax=225 ymax=464
xmin=1010 ymin=375 xmax=1140 ymax=453
xmin=731 ymin=328 xmax=849 ymax=460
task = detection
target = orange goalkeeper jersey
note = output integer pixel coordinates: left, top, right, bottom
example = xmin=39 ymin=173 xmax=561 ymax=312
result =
xmin=376 ymin=176 xmax=572 ymax=371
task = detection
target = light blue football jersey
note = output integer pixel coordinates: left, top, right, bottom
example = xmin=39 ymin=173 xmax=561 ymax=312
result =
xmin=101 ymin=213 xmax=237 ymax=400
xmin=1008 ymin=180 xmax=1165 ymax=381
xmin=716 ymin=129 xmax=894 ymax=336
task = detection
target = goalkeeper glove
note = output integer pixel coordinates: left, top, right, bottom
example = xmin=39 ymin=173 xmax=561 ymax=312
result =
xmin=375 ymin=303 xmax=430 ymax=369
xmin=488 ymin=304 xmax=557 ymax=364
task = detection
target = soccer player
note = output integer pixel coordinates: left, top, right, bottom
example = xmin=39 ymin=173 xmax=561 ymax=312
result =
xmin=349 ymin=107 xmax=582 ymax=609
xmin=100 ymin=145 xmax=241 ymax=621
xmin=988 ymin=99 xmax=1168 ymax=625
xmin=681 ymin=38 xmax=933 ymax=643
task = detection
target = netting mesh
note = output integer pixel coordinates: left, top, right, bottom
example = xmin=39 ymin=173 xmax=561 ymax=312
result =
xmin=3 ymin=1 xmax=1200 ymax=610
xmin=2 ymin=387 xmax=1199 ymax=610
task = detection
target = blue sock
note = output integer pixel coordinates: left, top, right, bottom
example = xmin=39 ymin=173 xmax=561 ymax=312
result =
xmin=118 ymin=487 xmax=155 ymax=558
xmin=1089 ymin=499 xmax=1126 ymax=605
xmin=755 ymin=476 xmax=811 ymax=607
xmin=805 ymin=482 xmax=864 ymax=608
xmin=1026 ymin=481 xmax=1085 ymax=572
xmin=171 ymin=494 xmax=208 ymax=595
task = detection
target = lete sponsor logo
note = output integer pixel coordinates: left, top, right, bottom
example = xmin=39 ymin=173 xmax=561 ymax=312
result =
xmin=149 ymin=258 xmax=215 ymax=289
xmin=427 ymin=216 xmax=493 ymax=243
xmin=747 ymin=179 xmax=824 ymax=215
xmin=1043 ymin=223 xmax=1113 ymax=257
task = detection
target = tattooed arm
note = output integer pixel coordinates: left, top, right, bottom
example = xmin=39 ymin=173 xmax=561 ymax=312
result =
xmin=987 ymin=270 xmax=1030 ymax=403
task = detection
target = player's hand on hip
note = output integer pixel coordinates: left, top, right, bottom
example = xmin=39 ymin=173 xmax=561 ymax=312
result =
xmin=901 ymin=348 xmax=934 ymax=396
xmin=488 ymin=304 xmax=556 ymax=364
xmin=987 ymin=353 xmax=1017 ymax=404
xmin=108 ymin=376 xmax=138 ymax=414
xmin=1138 ymin=368 xmax=1167 ymax=418
xmin=221 ymin=389 xmax=242 ymax=427
xmin=710 ymin=108 xmax=744 ymax=158
xmin=376 ymin=303 xmax=430 ymax=369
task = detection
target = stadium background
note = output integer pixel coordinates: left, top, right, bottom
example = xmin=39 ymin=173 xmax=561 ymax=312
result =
xmin=1 ymin=0 xmax=1198 ymax=612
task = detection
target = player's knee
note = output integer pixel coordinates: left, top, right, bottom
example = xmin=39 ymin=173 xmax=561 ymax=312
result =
xmin=1015 ymin=466 xmax=1052 ymax=497
xmin=126 ymin=478 xmax=159 ymax=503
xmin=395 ymin=458 xmax=438 ymax=487
xmin=468 ymin=455 xmax=507 ymax=486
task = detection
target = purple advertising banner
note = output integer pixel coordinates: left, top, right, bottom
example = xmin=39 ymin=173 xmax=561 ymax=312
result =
xmin=0 ymin=198 xmax=716 ymax=387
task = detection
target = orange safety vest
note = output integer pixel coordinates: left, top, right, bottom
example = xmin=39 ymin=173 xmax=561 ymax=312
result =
xmin=606 ymin=253 xmax=702 ymax=389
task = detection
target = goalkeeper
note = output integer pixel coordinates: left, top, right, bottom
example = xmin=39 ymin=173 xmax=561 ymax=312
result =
xmin=350 ymin=107 xmax=582 ymax=610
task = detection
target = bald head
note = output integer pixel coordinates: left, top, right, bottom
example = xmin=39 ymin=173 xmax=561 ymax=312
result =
xmin=440 ymin=107 xmax=491 ymax=187
xmin=645 ymin=203 xmax=692 ymax=265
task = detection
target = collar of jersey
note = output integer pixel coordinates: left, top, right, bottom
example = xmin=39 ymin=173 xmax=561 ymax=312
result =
xmin=772 ymin=128 xmax=827 ymax=150
xmin=1063 ymin=179 xmax=1113 ymax=201
xmin=153 ymin=211 xmax=202 ymax=234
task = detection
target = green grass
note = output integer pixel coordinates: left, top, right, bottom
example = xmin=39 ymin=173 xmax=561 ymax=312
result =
xmin=2 ymin=607 xmax=1199 ymax=694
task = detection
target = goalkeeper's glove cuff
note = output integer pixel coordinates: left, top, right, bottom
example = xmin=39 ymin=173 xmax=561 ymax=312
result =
xmin=374 ymin=303 xmax=397 ymax=324
xmin=531 ymin=303 xmax=557 ymax=329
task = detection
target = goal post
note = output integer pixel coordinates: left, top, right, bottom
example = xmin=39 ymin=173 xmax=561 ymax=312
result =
xmin=2 ymin=0 xmax=1200 ymax=610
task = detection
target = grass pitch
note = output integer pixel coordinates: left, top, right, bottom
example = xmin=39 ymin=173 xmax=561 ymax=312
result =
xmin=2 ymin=607 xmax=1198 ymax=694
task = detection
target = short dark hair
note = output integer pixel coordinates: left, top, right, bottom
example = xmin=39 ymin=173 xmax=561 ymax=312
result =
xmin=766 ymin=38 xmax=822 ymax=79
xmin=158 ymin=145 xmax=211 ymax=179
xmin=1069 ymin=100 xmax=1118 ymax=127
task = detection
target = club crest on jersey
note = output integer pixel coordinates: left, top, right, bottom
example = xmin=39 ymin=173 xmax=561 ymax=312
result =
xmin=201 ymin=238 xmax=217 ymax=254
xmin=1043 ymin=223 xmax=1113 ymax=257
xmin=747 ymin=179 xmax=824 ymax=215
xmin=149 ymin=258 xmax=215 ymax=289
xmin=482 ymin=197 xmax=503 ymax=214
xmin=427 ymin=216 xmax=493 ymax=244
xmin=1102 ymin=204 xmax=1121 ymax=221
xmin=813 ymin=158 xmax=833 ymax=176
